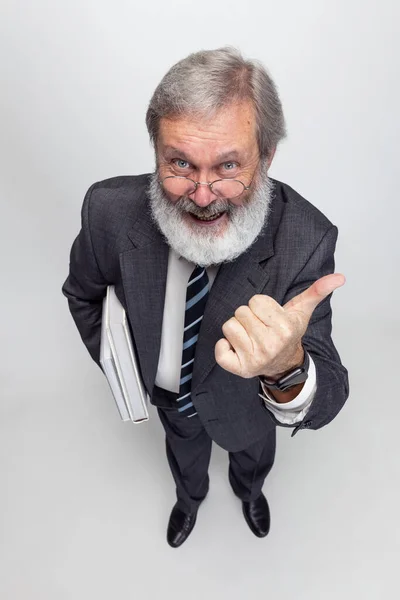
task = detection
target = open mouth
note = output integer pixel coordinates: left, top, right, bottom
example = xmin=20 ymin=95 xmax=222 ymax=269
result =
xmin=189 ymin=211 xmax=227 ymax=223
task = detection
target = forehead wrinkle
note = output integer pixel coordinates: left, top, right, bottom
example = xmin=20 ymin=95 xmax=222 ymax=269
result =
xmin=162 ymin=145 xmax=244 ymax=164
xmin=158 ymin=102 xmax=257 ymax=164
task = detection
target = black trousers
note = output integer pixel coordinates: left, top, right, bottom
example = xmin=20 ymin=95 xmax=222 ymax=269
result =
xmin=152 ymin=385 xmax=276 ymax=514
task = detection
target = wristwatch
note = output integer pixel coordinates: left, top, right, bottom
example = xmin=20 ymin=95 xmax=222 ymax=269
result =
xmin=259 ymin=350 xmax=310 ymax=393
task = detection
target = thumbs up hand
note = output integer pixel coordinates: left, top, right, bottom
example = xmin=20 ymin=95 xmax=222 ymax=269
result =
xmin=215 ymin=273 xmax=346 ymax=380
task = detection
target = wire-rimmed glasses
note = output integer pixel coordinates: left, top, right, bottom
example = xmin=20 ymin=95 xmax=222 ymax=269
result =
xmin=159 ymin=175 xmax=252 ymax=199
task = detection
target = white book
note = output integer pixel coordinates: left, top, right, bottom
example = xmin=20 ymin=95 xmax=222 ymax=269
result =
xmin=100 ymin=285 xmax=149 ymax=423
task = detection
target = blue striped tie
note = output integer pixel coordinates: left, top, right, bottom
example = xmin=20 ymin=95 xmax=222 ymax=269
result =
xmin=176 ymin=264 xmax=210 ymax=418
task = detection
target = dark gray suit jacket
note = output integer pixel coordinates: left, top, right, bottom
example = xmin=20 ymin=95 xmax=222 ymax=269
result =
xmin=61 ymin=174 xmax=349 ymax=452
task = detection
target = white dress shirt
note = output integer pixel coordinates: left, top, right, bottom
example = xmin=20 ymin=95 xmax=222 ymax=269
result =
xmin=155 ymin=248 xmax=317 ymax=425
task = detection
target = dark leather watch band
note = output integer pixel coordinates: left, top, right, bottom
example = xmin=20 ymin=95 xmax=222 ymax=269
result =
xmin=259 ymin=350 xmax=310 ymax=392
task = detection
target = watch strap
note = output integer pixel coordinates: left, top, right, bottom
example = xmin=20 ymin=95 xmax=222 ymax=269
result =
xmin=260 ymin=350 xmax=310 ymax=392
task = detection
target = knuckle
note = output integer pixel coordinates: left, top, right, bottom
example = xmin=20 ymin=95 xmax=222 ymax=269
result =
xmin=249 ymin=294 xmax=268 ymax=310
xmin=248 ymin=297 xmax=258 ymax=311
xmin=234 ymin=305 xmax=249 ymax=318
xmin=222 ymin=318 xmax=234 ymax=333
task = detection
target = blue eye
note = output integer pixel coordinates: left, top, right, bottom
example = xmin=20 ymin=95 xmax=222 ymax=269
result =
xmin=173 ymin=159 xmax=190 ymax=169
xmin=223 ymin=162 xmax=237 ymax=170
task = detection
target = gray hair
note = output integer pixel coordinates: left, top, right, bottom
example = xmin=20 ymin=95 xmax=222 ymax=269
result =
xmin=145 ymin=46 xmax=286 ymax=159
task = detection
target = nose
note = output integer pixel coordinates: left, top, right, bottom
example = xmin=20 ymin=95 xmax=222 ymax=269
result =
xmin=188 ymin=182 xmax=217 ymax=208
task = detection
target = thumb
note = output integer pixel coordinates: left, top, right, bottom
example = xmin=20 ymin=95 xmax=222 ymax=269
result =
xmin=283 ymin=273 xmax=346 ymax=316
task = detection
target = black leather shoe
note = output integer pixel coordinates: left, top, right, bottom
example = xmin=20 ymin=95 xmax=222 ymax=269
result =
xmin=242 ymin=493 xmax=270 ymax=537
xmin=167 ymin=503 xmax=198 ymax=548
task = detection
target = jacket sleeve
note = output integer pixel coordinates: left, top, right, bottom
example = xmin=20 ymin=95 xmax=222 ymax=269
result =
xmin=266 ymin=225 xmax=350 ymax=437
xmin=61 ymin=183 xmax=109 ymax=370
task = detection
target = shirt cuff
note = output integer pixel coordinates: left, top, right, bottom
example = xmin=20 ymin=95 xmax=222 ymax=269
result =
xmin=258 ymin=353 xmax=317 ymax=425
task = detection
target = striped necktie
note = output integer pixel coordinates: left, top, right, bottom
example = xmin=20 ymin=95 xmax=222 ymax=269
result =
xmin=176 ymin=264 xmax=210 ymax=418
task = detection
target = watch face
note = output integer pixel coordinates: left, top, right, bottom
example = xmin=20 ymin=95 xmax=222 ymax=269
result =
xmin=261 ymin=353 xmax=309 ymax=391
xmin=278 ymin=370 xmax=308 ymax=391
xmin=280 ymin=367 xmax=303 ymax=384
xmin=279 ymin=374 xmax=308 ymax=392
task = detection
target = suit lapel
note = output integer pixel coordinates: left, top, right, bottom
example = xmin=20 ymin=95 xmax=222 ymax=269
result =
xmin=119 ymin=214 xmax=169 ymax=396
xmin=119 ymin=179 xmax=283 ymax=396
xmin=190 ymin=251 xmax=273 ymax=394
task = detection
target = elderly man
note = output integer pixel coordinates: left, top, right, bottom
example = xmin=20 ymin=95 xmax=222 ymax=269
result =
xmin=62 ymin=47 xmax=349 ymax=548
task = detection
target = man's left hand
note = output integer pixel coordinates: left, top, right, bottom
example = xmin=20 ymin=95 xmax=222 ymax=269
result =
xmin=214 ymin=273 xmax=346 ymax=380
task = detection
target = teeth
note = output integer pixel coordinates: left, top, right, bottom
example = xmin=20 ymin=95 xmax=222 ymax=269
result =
xmin=196 ymin=212 xmax=223 ymax=221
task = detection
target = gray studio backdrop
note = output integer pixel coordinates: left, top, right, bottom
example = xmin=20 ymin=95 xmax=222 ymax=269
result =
xmin=0 ymin=1 xmax=398 ymax=599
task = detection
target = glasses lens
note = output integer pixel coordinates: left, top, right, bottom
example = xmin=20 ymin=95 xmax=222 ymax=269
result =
xmin=211 ymin=180 xmax=245 ymax=198
xmin=162 ymin=177 xmax=196 ymax=196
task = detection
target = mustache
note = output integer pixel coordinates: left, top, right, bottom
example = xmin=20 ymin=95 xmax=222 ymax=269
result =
xmin=152 ymin=177 xmax=235 ymax=218
xmin=165 ymin=192 xmax=233 ymax=219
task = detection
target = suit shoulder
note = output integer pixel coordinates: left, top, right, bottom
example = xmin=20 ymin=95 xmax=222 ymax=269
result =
xmin=88 ymin=173 xmax=151 ymax=205
xmin=271 ymin=178 xmax=335 ymax=233
xmin=84 ymin=172 xmax=151 ymax=226
xmin=81 ymin=173 xmax=151 ymax=255
xmin=269 ymin=178 xmax=338 ymax=268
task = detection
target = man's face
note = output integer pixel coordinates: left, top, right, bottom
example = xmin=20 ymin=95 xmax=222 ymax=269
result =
xmin=147 ymin=100 xmax=275 ymax=267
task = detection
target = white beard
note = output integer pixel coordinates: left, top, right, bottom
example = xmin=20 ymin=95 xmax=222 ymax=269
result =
xmin=147 ymin=163 xmax=274 ymax=267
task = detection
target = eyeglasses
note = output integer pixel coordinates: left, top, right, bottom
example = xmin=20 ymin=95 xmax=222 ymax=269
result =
xmin=159 ymin=175 xmax=253 ymax=199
